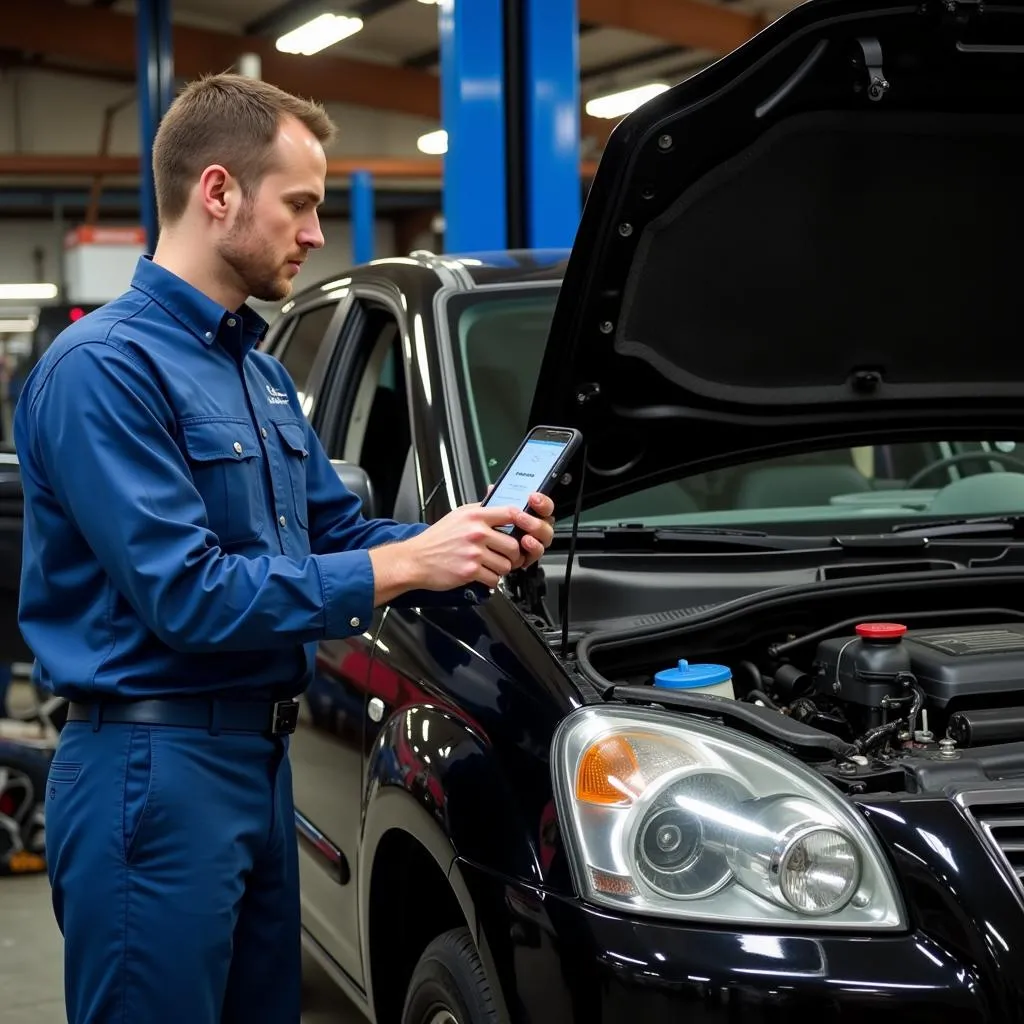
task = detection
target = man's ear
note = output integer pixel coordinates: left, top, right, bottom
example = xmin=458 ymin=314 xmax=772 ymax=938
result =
xmin=197 ymin=165 xmax=234 ymax=222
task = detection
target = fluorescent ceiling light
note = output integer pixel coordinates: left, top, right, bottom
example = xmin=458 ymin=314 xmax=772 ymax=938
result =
xmin=416 ymin=0 xmax=439 ymax=4
xmin=417 ymin=129 xmax=448 ymax=155
xmin=0 ymin=318 xmax=38 ymax=333
xmin=585 ymin=82 xmax=670 ymax=119
xmin=276 ymin=13 xmax=363 ymax=56
xmin=0 ymin=283 xmax=57 ymax=301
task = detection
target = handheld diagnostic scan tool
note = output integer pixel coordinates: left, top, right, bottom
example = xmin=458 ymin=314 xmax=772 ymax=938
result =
xmin=481 ymin=425 xmax=583 ymax=537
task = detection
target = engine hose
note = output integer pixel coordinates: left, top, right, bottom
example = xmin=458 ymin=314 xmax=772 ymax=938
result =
xmin=745 ymin=689 xmax=780 ymax=710
xmin=736 ymin=660 xmax=763 ymax=686
xmin=855 ymin=675 xmax=925 ymax=753
xmin=904 ymin=679 xmax=925 ymax=738
xmin=856 ymin=720 xmax=903 ymax=754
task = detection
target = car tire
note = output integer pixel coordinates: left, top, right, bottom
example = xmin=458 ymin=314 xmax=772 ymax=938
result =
xmin=0 ymin=739 xmax=49 ymax=876
xmin=401 ymin=927 xmax=499 ymax=1024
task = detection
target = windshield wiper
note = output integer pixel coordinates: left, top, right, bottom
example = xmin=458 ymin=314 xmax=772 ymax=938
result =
xmin=551 ymin=524 xmax=804 ymax=551
xmin=889 ymin=515 xmax=1024 ymax=539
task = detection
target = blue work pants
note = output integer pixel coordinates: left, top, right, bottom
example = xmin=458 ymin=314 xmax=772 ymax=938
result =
xmin=44 ymin=719 xmax=301 ymax=1023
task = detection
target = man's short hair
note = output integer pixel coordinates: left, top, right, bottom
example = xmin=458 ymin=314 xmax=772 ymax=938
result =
xmin=152 ymin=73 xmax=338 ymax=225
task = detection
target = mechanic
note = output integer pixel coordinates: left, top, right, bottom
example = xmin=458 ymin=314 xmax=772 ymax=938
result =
xmin=14 ymin=74 xmax=556 ymax=1024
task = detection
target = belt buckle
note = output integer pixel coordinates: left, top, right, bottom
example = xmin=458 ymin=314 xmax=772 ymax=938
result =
xmin=271 ymin=699 xmax=300 ymax=736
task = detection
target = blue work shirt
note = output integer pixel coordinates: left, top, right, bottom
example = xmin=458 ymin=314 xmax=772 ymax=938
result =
xmin=15 ymin=256 xmax=473 ymax=703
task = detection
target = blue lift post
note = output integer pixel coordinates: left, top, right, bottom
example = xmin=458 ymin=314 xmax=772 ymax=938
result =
xmin=520 ymin=0 xmax=581 ymax=249
xmin=439 ymin=0 xmax=508 ymax=253
xmin=350 ymin=171 xmax=375 ymax=264
xmin=135 ymin=0 xmax=174 ymax=254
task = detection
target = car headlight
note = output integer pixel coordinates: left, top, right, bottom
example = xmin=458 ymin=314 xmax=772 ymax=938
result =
xmin=551 ymin=705 xmax=904 ymax=929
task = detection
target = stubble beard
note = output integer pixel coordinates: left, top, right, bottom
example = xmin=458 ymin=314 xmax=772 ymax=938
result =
xmin=217 ymin=199 xmax=291 ymax=304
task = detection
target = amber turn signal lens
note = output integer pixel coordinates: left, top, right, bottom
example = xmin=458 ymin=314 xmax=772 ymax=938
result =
xmin=576 ymin=735 xmax=643 ymax=805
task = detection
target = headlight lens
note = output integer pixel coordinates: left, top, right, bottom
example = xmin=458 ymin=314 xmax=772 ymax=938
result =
xmin=551 ymin=705 xmax=904 ymax=929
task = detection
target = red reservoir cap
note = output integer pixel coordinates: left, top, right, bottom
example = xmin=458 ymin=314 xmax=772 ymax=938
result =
xmin=855 ymin=622 xmax=907 ymax=640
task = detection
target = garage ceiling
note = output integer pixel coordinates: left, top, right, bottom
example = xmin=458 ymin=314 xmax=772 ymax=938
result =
xmin=10 ymin=0 xmax=795 ymax=142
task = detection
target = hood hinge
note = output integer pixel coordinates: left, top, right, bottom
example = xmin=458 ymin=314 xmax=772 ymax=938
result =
xmin=854 ymin=37 xmax=890 ymax=102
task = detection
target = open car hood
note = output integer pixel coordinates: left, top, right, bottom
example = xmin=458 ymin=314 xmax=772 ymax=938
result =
xmin=530 ymin=0 xmax=1024 ymax=513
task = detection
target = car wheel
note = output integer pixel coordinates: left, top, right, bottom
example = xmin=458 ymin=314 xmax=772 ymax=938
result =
xmin=0 ymin=739 xmax=49 ymax=875
xmin=401 ymin=927 xmax=499 ymax=1024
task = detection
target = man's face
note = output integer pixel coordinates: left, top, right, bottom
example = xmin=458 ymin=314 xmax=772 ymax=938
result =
xmin=216 ymin=117 xmax=327 ymax=303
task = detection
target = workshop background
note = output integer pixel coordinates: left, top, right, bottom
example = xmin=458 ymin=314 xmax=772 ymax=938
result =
xmin=0 ymin=1 xmax=789 ymax=1021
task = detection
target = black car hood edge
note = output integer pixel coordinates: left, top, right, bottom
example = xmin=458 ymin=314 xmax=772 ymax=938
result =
xmin=530 ymin=0 xmax=1024 ymax=515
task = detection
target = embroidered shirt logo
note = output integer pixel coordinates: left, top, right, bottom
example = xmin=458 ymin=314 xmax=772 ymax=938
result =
xmin=265 ymin=384 xmax=290 ymax=405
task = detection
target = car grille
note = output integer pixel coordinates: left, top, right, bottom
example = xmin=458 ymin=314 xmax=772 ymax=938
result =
xmin=956 ymin=789 xmax=1024 ymax=888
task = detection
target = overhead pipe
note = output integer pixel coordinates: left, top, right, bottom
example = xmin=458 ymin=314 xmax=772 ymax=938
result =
xmin=0 ymin=155 xmax=600 ymax=179
xmin=85 ymin=93 xmax=137 ymax=226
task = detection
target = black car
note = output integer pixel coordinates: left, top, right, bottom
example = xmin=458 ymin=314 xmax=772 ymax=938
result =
xmin=9 ymin=0 xmax=1024 ymax=1019
xmin=254 ymin=3 xmax=1024 ymax=1019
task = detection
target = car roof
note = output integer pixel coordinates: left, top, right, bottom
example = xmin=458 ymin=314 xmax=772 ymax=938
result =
xmin=293 ymin=247 xmax=569 ymax=303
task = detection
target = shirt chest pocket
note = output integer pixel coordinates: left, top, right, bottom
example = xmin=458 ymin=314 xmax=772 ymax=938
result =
xmin=271 ymin=419 xmax=310 ymax=530
xmin=179 ymin=418 xmax=265 ymax=547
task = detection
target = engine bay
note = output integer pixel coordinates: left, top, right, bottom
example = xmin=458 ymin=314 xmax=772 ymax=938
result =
xmin=797 ymin=621 xmax=1024 ymax=748
xmin=572 ymin=574 xmax=1024 ymax=795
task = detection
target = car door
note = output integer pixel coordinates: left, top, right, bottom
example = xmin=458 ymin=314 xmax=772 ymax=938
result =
xmin=285 ymin=285 xmax=414 ymax=987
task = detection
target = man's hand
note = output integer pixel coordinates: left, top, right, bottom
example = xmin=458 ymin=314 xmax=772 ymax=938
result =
xmin=369 ymin=493 xmax=556 ymax=604
xmin=511 ymin=491 xmax=556 ymax=569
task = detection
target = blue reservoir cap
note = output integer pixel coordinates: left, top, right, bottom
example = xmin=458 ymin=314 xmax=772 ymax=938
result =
xmin=654 ymin=659 xmax=732 ymax=690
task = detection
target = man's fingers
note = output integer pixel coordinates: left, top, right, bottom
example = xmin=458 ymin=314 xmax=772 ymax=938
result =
xmin=483 ymin=528 xmax=523 ymax=562
xmin=476 ymin=504 xmax=521 ymax=527
xmin=526 ymin=492 xmax=555 ymax=519
xmin=480 ymin=551 xmax=514 ymax=579
xmin=474 ymin=567 xmax=501 ymax=590
xmin=515 ymin=508 xmax=554 ymax=544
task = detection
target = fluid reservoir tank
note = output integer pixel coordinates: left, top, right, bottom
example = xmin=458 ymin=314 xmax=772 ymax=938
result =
xmin=815 ymin=622 xmax=911 ymax=728
xmin=653 ymin=659 xmax=735 ymax=699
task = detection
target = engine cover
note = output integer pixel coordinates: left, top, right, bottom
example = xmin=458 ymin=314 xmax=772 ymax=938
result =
xmin=815 ymin=622 xmax=1024 ymax=712
xmin=900 ymin=624 xmax=1024 ymax=707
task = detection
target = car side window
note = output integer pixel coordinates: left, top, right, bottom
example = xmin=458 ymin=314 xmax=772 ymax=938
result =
xmin=325 ymin=302 xmax=410 ymax=518
xmin=275 ymin=302 xmax=336 ymax=415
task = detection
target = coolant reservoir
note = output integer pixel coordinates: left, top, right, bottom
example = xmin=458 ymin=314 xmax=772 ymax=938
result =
xmin=653 ymin=659 xmax=735 ymax=699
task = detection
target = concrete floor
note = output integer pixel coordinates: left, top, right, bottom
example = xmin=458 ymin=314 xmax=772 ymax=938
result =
xmin=0 ymin=679 xmax=363 ymax=1024
xmin=0 ymin=873 xmax=363 ymax=1023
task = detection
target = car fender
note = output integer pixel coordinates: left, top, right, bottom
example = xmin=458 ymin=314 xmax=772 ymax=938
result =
xmin=360 ymin=703 xmax=540 ymax=1019
xmin=363 ymin=702 xmax=544 ymax=879
xmin=362 ymin=720 xmax=520 ymax=1024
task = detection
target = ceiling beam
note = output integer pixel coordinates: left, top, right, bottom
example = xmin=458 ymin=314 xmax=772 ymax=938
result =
xmin=0 ymin=154 xmax=601 ymax=179
xmin=0 ymin=155 xmax=441 ymax=178
xmin=15 ymin=2 xmax=615 ymax=145
xmin=15 ymin=1 xmax=441 ymax=119
xmin=578 ymin=0 xmax=762 ymax=54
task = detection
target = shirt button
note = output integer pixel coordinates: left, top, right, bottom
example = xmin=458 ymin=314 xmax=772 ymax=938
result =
xmin=233 ymin=441 xmax=243 ymax=455
xmin=204 ymin=331 xmax=212 ymax=340
xmin=350 ymin=617 xmax=360 ymax=628
xmin=279 ymin=515 xmax=287 ymax=527
xmin=227 ymin=317 xmax=237 ymax=327
xmin=261 ymin=427 xmax=268 ymax=439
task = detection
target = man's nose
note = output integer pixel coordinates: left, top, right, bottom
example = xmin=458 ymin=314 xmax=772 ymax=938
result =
xmin=298 ymin=215 xmax=325 ymax=250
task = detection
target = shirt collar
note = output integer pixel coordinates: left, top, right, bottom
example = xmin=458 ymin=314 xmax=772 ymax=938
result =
xmin=129 ymin=255 xmax=269 ymax=352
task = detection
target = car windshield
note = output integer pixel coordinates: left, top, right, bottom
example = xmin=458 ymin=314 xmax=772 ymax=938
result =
xmin=446 ymin=287 xmax=1024 ymax=533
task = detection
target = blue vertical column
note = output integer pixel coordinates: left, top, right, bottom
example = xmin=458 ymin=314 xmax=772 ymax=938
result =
xmin=351 ymin=171 xmax=375 ymax=264
xmin=439 ymin=0 xmax=507 ymax=252
xmin=136 ymin=0 xmax=174 ymax=254
xmin=522 ymin=0 xmax=580 ymax=249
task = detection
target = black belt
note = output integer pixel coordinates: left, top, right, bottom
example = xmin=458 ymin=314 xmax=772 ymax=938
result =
xmin=66 ymin=697 xmax=300 ymax=736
